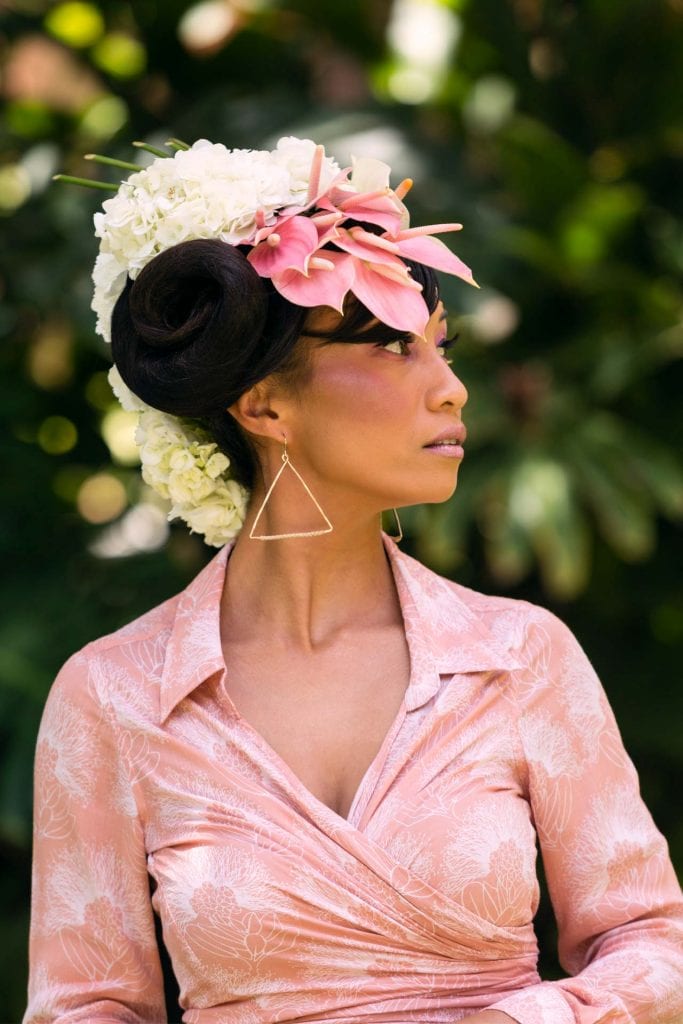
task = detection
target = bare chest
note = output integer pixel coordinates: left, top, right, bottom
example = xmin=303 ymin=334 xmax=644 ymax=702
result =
xmin=221 ymin=626 xmax=411 ymax=820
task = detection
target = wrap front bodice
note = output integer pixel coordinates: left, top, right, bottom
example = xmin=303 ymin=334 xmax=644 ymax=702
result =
xmin=25 ymin=535 xmax=683 ymax=1024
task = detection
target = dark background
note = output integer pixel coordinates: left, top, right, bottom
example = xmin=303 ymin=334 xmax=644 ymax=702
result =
xmin=1 ymin=0 xmax=682 ymax=1019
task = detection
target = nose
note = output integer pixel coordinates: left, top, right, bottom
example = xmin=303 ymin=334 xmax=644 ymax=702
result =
xmin=427 ymin=352 xmax=468 ymax=411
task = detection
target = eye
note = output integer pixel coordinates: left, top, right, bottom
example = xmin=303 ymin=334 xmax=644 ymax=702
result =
xmin=436 ymin=332 xmax=459 ymax=365
xmin=380 ymin=337 xmax=412 ymax=356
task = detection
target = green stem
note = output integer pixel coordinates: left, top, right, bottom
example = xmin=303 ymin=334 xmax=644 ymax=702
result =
xmin=166 ymin=137 xmax=190 ymax=151
xmin=85 ymin=154 xmax=141 ymax=172
xmin=132 ymin=141 xmax=171 ymax=158
xmin=52 ymin=174 xmax=119 ymax=191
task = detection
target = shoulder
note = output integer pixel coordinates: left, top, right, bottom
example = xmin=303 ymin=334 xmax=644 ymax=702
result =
xmin=451 ymin=577 xmax=577 ymax=659
xmin=42 ymin=588 xmax=182 ymax=728
xmin=86 ymin=588 xmax=180 ymax=657
xmin=397 ymin=544 xmax=570 ymax=657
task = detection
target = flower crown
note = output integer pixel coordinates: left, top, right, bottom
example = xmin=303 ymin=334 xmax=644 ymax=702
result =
xmin=57 ymin=135 xmax=477 ymax=546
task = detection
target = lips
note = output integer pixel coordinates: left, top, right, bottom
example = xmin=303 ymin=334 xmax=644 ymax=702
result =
xmin=424 ymin=424 xmax=467 ymax=447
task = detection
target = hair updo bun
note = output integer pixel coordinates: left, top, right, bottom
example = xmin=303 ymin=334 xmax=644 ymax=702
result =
xmin=110 ymin=238 xmax=312 ymax=489
xmin=111 ymin=238 xmax=271 ymax=418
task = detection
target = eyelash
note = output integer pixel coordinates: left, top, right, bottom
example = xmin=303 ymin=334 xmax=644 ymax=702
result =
xmin=379 ymin=333 xmax=459 ymax=364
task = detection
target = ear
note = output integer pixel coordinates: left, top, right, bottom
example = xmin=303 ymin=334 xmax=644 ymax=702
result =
xmin=226 ymin=380 xmax=288 ymax=443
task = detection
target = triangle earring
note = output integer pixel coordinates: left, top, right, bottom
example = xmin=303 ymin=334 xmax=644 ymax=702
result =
xmin=383 ymin=508 xmax=403 ymax=543
xmin=249 ymin=436 xmax=334 ymax=540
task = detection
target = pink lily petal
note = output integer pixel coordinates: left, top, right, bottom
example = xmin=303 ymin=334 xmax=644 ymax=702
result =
xmin=394 ymin=234 xmax=478 ymax=286
xmin=272 ymin=250 xmax=354 ymax=313
xmin=350 ymin=261 xmax=430 ymax=338
xmin=248 ymin=215 xmax=319 ymax=276
xmin=333 ymin=228 xmax=404 ymax=269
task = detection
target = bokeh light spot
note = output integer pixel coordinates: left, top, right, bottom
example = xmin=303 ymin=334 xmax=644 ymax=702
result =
xmin=561 ymin=222 xmax=604 ymax=265
xmin=387 ymin=0 xmax=460 ymax=67
xmin=463 ymin=76 xmax=516 ymax=133
xmin=387 ymin=67 xmax=435 ymax=104
xmin=44 ymin=1 xmax=105 ymax=48
xmin=5 ymin=100 xmax=57 ymax=138
xmin=77 ymin=472 xmax=127 ymax=523
xmin=0 ymin=165 xmax=31 ymax=212
xmin=101 ymin=407 xmax=140 ymax=466
xmin=78 ymin=95 xmax=129 ymax=139
xmin=92 ymin=33 xmax=147 ymax=78
xmin=472 ymin=294 xmax=520 ymax=344
xmin=384 ymin=0 xmax=460 ymax=103
xmin=28 ymin=319 xmax=74 ymax=389
xmin=37 ymin=416 xmax=78 ymax=455
xmin=90 ymin=502 xmax=170 ymax=558
xmin=178 ymin=1 xmax=238 ymax=54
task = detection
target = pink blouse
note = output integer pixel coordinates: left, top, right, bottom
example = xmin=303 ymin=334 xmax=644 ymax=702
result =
xmin=25 ymin=532 xmax=683 ymax=1024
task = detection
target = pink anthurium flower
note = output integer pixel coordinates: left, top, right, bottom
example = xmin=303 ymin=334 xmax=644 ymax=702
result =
xmin=247 ymin=215 xmax=319 ymax=277
xmin=272 ymin=249 xmax=354 ymax=313
xmin=310 ymin=210 xmax=344 ymax=248
xmin=393 ymin=232 xmax=477 ymax=287
xmin=350 ymin=260 xmax=430 ymax=338
xmin=333 ymin=227 xmax=404 ymax=268
xmin=316 ymin=190 xmax=405 ymax=234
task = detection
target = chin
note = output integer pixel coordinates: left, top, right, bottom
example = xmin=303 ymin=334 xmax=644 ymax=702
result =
xmin=400 ymin=477 xmax=461 ymax=508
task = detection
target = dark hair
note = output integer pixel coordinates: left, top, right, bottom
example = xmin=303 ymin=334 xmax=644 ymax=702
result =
xmin=111 ymin=237 xmax=440 ymax=489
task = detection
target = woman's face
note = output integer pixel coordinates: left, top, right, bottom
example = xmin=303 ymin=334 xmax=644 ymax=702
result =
xmin=282 ymin=299 xmax=468 ymax=514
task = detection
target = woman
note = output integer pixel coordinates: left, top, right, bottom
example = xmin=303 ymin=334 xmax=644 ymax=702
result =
xmin=25 ymin=137 xmax=683 ymax=1023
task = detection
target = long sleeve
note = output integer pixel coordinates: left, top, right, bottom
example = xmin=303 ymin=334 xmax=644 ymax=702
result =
xmin=489 ymin=608 xmax=683 ymax=1024
xmin=24 ymin=648 xmax=167 ymax=1023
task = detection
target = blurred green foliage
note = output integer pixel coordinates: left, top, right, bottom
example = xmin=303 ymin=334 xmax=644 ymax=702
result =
xmin=1 ymin=0 xmax=682 ymax=1018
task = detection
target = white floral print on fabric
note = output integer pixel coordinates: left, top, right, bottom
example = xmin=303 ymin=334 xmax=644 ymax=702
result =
xmin=25 ymin=534 xmax=683 ymax=1024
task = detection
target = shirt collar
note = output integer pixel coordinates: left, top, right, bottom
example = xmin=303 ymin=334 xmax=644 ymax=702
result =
xmin=159 ymin=532 xmax=522 ymax=723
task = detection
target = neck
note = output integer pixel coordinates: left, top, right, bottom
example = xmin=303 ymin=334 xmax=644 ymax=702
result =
xmin=221 ymin=513 xmax=402 ymax=653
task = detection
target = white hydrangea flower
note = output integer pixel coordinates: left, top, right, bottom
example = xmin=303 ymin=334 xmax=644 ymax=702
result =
xmin=91 ymin=140 xmax=301 ymax=342
xmin=91 ymin=136 xmax=345 ymax=343
xmin=176 ymin=479 xmax=249 ymax=546
xmin=107 ymin=370 xmax=248 ymax=545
